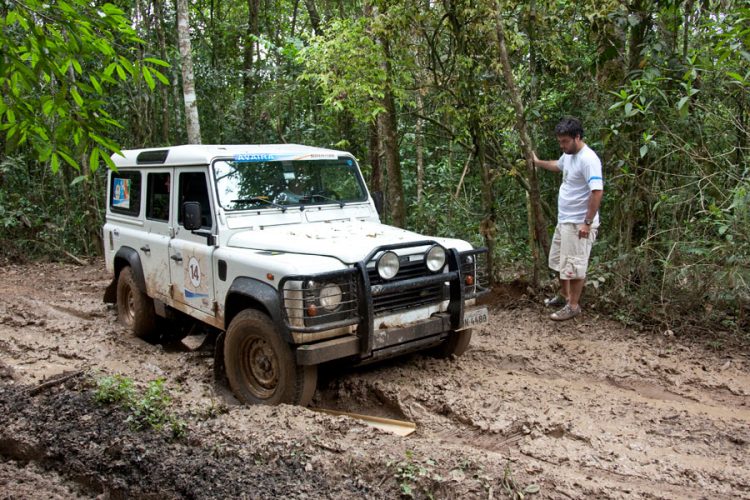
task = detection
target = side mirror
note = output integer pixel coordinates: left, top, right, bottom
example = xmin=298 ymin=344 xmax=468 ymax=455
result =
xmin=183 ymin=201 xmax=202 ymax=230
xmin=372 ymin=191 xmax=384 ymax=215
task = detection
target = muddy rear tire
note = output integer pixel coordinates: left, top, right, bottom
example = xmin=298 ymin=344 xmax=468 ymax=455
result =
xmin=434 ymin=329 xmax=472 ymax=358
xmin=224 ymin=309 xmax=317 ymax=406
xmin=116 ymin=267 xmax=157 ymax=338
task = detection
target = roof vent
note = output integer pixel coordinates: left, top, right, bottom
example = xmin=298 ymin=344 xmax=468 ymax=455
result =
xmin=136 ymin=149 xmax=169 ymax=164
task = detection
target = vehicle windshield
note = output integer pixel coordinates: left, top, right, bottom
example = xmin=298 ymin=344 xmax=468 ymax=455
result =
xmin=213 ymin=157 xmax=368 ymax=211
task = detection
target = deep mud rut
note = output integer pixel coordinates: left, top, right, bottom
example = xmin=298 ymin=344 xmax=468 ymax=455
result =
xmin=0 ymin=261 xmax=748 ymax=499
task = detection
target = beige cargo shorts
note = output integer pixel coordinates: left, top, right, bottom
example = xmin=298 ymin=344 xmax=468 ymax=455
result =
xmin=548 ymin=222 xmax=598 ymax=280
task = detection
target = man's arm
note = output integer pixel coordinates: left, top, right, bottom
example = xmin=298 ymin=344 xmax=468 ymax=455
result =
xmin=532 ymin=152 xmax=561 ymax=173
xmin=578 ymin=189 xmax=603 ymax=238
xmin=584 ymin=190 xmax=603 ymax=223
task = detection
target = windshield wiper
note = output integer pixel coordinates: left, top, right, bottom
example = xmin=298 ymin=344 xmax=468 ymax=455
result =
xmin=305 ymin=193 xmax=345 ymax=208
xmin=231 ymin=197 xmax=287 ymax=212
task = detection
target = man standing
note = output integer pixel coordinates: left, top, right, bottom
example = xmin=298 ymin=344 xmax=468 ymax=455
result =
xmin=533 ymin=117 xmax=604 ymax=321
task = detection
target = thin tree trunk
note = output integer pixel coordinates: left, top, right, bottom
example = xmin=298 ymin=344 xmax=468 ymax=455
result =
xmin=304 ymin=0 xmax=322 ymax=36
xmin=494 ymin=3 xmax=549 ymax=284
xmin=415 ymin=90 xmax=425 ymax=203
xmin=379 ymin=36 xmax=406 ymax=228
xmin=153 ymin=0 xmax=170 ymax=144
xmin=243 ymin=0 xmax=259 ymax=140
xmin=176 ymin=0 xmax=201 ymax=144
xmin=682 ymin=0 xmax=693 ymax=62
xmin=368 ymin=119 xmax=383 ymax=194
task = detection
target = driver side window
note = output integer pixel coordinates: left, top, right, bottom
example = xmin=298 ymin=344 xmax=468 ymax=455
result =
xmin=178 ymin=171 xmax=212 ymax=229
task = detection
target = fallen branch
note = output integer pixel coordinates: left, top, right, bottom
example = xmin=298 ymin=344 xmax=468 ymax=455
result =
xmin=28 ymin=369 xmax=85 ymax=396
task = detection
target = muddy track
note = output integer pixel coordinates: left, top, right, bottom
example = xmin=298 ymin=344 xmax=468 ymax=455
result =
xmin=1 ymin=261 xmax=748 ymax=499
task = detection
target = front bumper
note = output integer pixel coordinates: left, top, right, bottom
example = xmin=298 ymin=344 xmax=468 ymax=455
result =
xmin=280 ymin=243 xmax=489 ymax=364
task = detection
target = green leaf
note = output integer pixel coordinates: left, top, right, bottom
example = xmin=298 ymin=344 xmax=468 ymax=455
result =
xmin=90 ymin=75 xmax=102 ymax=94
xmin=70 ymin=87 xmax=84 ymax=107
xmin=89 ymin=147 xmax=100 ymax=172
xmin=727 ymin=72 xmax=746 ymax=84
xmin=116 ymin=64 xmax=126 ymax=81
xmin=142 ymin=66 xmax=155 ymax=90
xmin=143 ymin=57 xmax=170 ymax=67
xmin=42 ymin=99 xmax=55 ymax=116
xmin=640 ymin=144 xmax=648 ymax=158
xmin=149 ymin=68 xmax=170 ymax=85
xmin=71 ymin=175 xmax=87 ymax=186
xmin=104 ymin=62 xmax=117 ymax=77
xmin=58 ymin=150 xmax=79 ymax=170
xmin=524 ymin=484 xmax=540 ymax=494
xmin=72 ymin=59 xmax=82 ymax=74
xmin=50 ymin=153 xmax=60 ymax=173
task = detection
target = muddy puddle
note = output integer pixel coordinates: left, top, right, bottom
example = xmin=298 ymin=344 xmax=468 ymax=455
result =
xmin=1 ymin=261 xmax=749 ymax=498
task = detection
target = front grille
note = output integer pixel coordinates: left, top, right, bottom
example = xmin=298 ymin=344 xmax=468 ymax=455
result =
xmin=368 ymin=258 xmax=446 ymax=314
xmin=281 ymin=270 xmax=360 ymax=331
xmin=460 ymin=249 xmax=490 ymax=298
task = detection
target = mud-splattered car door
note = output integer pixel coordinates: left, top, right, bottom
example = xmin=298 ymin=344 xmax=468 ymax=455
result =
xmin=141 ymin=170 xmax=173 ymax=300
xmin=168 ymin=168 xmax=216 ymax=316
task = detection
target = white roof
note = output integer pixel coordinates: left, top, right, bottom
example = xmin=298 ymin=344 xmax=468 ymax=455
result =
xmin=110 ymin=144 xmax=351 ymax=168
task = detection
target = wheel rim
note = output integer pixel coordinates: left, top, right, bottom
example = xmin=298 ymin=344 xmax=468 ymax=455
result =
xmin=239 ymin=336 xmax=279 ymax=399
xmin=124 ymin=286 xmax=136 ymax=324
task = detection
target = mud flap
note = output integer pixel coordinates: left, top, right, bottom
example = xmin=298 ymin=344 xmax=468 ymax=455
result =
xmin=103 ymin=278 xmax=117 ymax=304
xmin=213 ymin=331 xmax=228 ymax=387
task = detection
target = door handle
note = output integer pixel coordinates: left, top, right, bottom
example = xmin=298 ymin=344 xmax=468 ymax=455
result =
xmin=170 ymin=254 xmax=183 ymax=263
xmin=140 ymin=245 xmax=150 ymax=253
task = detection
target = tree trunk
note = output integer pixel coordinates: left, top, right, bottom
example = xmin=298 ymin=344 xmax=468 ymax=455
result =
xmin=379 ymin=36 xmax=406 ymax=228
xmin=243 ymin=0 xmax=260 ymax=141
xmin=493 ymin=3 xmax=549 ymax=284
xmin=304 ymin=0 xmax=322 ymax=36
xmin=176 ymin=0 xmax=201 ymax=144
xmin=368 ymin=119 xmax=383 ymax=194
xmin=415 ymin=90 xmax=425 ymax=203
xmin=153 ymin=0 xmax=170 ymax=144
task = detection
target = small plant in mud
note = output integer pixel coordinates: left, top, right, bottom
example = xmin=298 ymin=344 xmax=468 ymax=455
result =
xmin=94 ymin=375 xmax=187 ymax=439
xmin=94 ymin=374 xmax=136 ymax=404
xmin=500 ymin=461 xmax=540 ymax=499
xmin=388 ymin=450 xmax=441 ymax=498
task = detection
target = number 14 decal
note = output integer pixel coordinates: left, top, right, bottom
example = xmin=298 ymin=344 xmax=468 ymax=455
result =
xmin=188 ymin=256 xmax=202 ymax=287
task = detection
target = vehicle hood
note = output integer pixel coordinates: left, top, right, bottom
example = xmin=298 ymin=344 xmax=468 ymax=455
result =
xmin=226 ymin=220 xmax=471 ymax=263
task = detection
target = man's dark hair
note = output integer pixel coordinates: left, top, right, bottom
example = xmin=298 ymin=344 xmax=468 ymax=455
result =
xmin=554 ymin=117 xmax=584 ymax=139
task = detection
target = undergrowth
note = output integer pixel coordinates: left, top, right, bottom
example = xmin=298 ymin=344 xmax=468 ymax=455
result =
xmin=94 ymin=374 xmax=187 ymax=438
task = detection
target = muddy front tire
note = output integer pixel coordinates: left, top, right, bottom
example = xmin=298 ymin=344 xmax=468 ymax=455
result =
xmin=224 ymin=309 xmax=317 ymax=406
xmin=116 ymin=267 xmax=157 ymax=338
xmin=434 ymin=329 xmax=472 ymax=358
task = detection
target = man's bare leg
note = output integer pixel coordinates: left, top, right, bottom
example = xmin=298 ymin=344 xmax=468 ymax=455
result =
xmin=567 ymin=278 xmax=584 ymax=309
xmin=560 ymin=278 xmax=570 ymax=301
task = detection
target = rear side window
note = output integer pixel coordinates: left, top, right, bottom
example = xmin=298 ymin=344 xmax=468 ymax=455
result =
xmin=146 ymin=172 xmax=171 ymax=222
xmin=110 ymin=171 xmax=142 ymax=217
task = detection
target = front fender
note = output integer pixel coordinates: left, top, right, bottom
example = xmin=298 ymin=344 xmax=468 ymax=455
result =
xmin=224 ymin=277 xmax=291 ymax=343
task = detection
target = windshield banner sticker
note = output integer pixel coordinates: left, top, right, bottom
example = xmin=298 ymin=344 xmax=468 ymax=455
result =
xmin=233 ymin=153 xmax=339 ymax=163
xmin=112 ymin=178 xmax=131 ymax=209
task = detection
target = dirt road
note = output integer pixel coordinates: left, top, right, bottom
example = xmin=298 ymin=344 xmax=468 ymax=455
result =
xmin=1 ymin=262 xmax=748 ymax=499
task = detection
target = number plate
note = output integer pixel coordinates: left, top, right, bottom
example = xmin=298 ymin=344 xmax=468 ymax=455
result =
xmin=459 ymin=306 xmax=489 ymax=330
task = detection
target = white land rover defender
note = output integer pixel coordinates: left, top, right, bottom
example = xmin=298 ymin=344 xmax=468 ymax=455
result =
xmin=103 ymin=144 xmax=489 ymax=406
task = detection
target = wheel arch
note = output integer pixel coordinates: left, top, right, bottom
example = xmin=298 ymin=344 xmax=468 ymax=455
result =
xmin=224 ymin=277 xmax=292 ymax=343
xmin=104 ymin=247 xmax=146 ymax=303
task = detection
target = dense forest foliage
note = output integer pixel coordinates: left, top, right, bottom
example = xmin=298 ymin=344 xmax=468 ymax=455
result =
xmin=0 ymin=0 xmax=748 ymax=335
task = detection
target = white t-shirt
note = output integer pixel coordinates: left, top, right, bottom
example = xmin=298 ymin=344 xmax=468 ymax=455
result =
xmin=557 ymin=144 xmax=604 ymax=223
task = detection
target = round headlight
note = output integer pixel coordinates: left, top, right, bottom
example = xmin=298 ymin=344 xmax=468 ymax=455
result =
xmin=377 ymin=251 xmax=400 ymax=280
xmin=425 ymin=245 xmax=446 ymax=272
xmin=319 ymin=283 xmax=343 ymax=311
